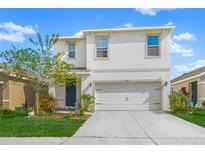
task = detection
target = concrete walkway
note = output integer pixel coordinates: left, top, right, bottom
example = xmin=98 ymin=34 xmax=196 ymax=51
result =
xmin=64 ymin=111 xmax=205 ymax=145
xmin=0 ymin=137 xmax=68 ymax=145
xmin=1 ymin=111 xmax=205 ymax=145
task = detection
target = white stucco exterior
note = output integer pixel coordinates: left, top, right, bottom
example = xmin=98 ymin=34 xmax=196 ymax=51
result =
xmin=53 ymin=26 xmax=175 ymax=111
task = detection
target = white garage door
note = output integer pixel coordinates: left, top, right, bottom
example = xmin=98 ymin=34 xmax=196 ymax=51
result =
xmin=95 ymin=82 xmax=161 ymax=111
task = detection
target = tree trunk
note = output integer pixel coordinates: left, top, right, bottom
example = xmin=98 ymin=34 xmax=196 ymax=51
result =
xmin=35 ymin=92 xmax=40 ymax=115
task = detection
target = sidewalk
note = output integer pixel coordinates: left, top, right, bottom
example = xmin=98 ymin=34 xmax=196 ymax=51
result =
xmin=0 ymin=137 xmax=69 ymax=145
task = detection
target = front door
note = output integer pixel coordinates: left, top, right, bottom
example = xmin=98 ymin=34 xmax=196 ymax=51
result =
xmin=66 ymin=83 xmax=76 ymax=107
xmin=191 ymin=81 xmax=198 ymax=105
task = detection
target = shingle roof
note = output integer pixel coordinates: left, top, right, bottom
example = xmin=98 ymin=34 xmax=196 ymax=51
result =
xmin=171 ymin=66 xmax=205 ymax=84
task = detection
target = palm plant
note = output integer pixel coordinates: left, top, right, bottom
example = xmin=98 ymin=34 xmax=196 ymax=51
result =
xmin=80 ymin=93 xmax=95 ymax=112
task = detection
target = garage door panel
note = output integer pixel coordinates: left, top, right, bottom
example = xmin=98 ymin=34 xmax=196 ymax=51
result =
xmin=97 ymin=97 xmax=126 ymax=105
xmin=95 ymin=82 xmax=160 ymax=111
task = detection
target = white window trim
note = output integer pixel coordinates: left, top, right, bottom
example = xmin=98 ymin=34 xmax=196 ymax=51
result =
xmin=145 ymin=33 xmax=161 ymax=59
xmin=68 ymin=43 xmax=76 ymax=59
xmin=94 ymin=36 xmax=109 ymax=60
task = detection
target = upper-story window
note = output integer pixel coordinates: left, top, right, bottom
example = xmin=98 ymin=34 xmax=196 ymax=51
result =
xmin=96 ymin=37 xmax=108 ymax=58
xmin=68 ymin=43 xmax=75 ymax=59
xmin=147 ymin=35 xmax=160 ymax=57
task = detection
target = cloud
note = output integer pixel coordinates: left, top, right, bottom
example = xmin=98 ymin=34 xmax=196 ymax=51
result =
xmin=0 ymin=32 xmax=24 ymax=42
xmin=171 ymin=32 xmax=197 ymax=57
xmin=0 ymin=22 xmax=36 ymax=43
xmin=175 ymin=59 xmax=205 ymax=72
xmin=166 ymin=22 xmax=174 ymax=26
xmin=173 ymin=32 xmax=197 ymax=41
xmin=170 ymin=39 xmax=194 ymax=57
xmin=74 ymin=31 xmax=83 ymax=36
xmin=121 ymin=23 xmax=134 ymax=28
xmin=135 ymin=8 xmax=175 ymax=16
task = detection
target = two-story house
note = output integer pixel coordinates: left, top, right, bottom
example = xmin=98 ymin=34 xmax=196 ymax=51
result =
xmin=52 ymin=26 xmax=175 ymax=111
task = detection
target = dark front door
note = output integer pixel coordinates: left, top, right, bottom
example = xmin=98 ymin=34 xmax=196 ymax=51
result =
xmin=191 ymin=81 xmax=198 ymax=105
xmin=66 ymin=83 xmax=76 ymax=107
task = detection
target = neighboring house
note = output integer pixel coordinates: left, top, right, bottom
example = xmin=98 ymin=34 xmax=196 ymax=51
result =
xmin=171 ymin=66 xmax=205 ymax=107
xmin=0 ymin=73 xmax=36 ymax=109
xmin=52 ymin=25 xmax=175 ymax=111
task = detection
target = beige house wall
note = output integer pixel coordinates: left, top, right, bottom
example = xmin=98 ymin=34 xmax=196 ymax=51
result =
xmin=0 ymin=76 xmax=10 ymax=108
xmin=8 ymin=80 xmax=26 ymax=109
xmin=0 ymin=74 xmax=36 ymax=109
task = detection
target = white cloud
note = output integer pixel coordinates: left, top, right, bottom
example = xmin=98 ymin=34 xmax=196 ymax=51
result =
xmin=175 ymin=59 xmax=205 ymax=72
xmin=173 ymin=32 xmax=197 ymax=41
xmin=0 ymin=32 xmax=24 ymax=42
xmin=166 ymin=22 xmax=174 ymax=26
xmin=122 ymin=23 xmax=134 ymax=28
xmin=135 ymin=8 xmax=175 ymax=16
xmin=74 ymin=31 xmax=83 ymax=36
xmin=170 ymin=39 xmax=194 ymax=57
xmin=0 ymin=22 xmax=36 ymax=43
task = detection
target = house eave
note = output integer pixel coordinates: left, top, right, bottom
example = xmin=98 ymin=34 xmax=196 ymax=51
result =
xmin=58 ymin=26 xmax=175 ymax=40
xmin=82 ymin=25 xmax=175 ymax=34
xmin=171 ymin=72 xmax=205 ymax=86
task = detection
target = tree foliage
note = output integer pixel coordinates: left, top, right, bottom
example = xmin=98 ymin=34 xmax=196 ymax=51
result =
xmin=0 ymin=33 xmax=76 ymax=113
xmin=0 ymin=33 xmax=76 ymax=93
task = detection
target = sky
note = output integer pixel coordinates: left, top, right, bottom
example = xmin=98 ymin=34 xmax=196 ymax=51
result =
xmin=0 ymin=8 xmax=205 ymax=79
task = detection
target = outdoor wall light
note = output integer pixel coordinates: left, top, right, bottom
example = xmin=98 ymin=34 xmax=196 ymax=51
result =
xmin=164 ymin=81 xmax=168 ymax=86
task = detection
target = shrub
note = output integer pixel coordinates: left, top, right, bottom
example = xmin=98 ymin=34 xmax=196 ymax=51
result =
xmin=39 ymin=95 xmax=56 ymax=113
xmin=169 ymin=92 xmax=188 ymax=113
xmin=0 ymin=109 xmax=28 ymax=118
xmin=0 ymin=109 xmax=12 ymax=114
xmin=38 ymin=111 xmax=48 ymax=117
xmin=28 ymin=107 xmax=34 ymax=112
xmin=79 ymin=108 xmax=84 ymax=116
xmin=202 ymin=101 xmax=205 ymax=106
xmin=180 ymin=87 xmax=189 ymax=97
xmin=80 ymin=93 xmax=95 ymax=112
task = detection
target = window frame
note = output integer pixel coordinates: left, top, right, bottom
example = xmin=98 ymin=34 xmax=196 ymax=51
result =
xmin=68 ymin=43 xmax=76 ymax=59
xmin=145 ymin=34 xmax=161 ymax=58
xmin=95 ymin=36 xmax=109 ymax=59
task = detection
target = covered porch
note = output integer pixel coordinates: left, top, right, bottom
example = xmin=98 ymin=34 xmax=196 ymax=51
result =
xmin=52 ymin=68 xmax=91 ymax=110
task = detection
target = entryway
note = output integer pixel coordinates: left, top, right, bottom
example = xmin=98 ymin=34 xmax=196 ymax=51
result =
xmin=191 ymin=81 xmax=198 ymax=105
xmin=66 ymin=83 xmax=76 ymax=107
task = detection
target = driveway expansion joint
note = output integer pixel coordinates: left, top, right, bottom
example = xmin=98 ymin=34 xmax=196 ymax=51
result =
xmin=59 ymin=137 xmax=70 ymax=145
xmin=128 ymin=111 xmax=158 ymax=145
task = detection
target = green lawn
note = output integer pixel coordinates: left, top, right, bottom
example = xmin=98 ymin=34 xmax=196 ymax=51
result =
xmin=0 ymin=116 xmax=85 ymax=137
xmin=170 ymin=108 xmax=205 ymax=128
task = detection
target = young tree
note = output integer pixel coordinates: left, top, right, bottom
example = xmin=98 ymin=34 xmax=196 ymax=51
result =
xmin=0 ymin=33 xmax=76 ymax=113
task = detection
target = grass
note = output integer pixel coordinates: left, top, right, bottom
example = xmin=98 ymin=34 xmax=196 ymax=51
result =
xmin=169 ymin=108 xmax=205 ymax=128
xmin=0 ymin=116 xmax=85 ymax=137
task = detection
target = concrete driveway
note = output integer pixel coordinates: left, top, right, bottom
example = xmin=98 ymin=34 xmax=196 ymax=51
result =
xmin=64 ymin=111 xmax=205 ymax=145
